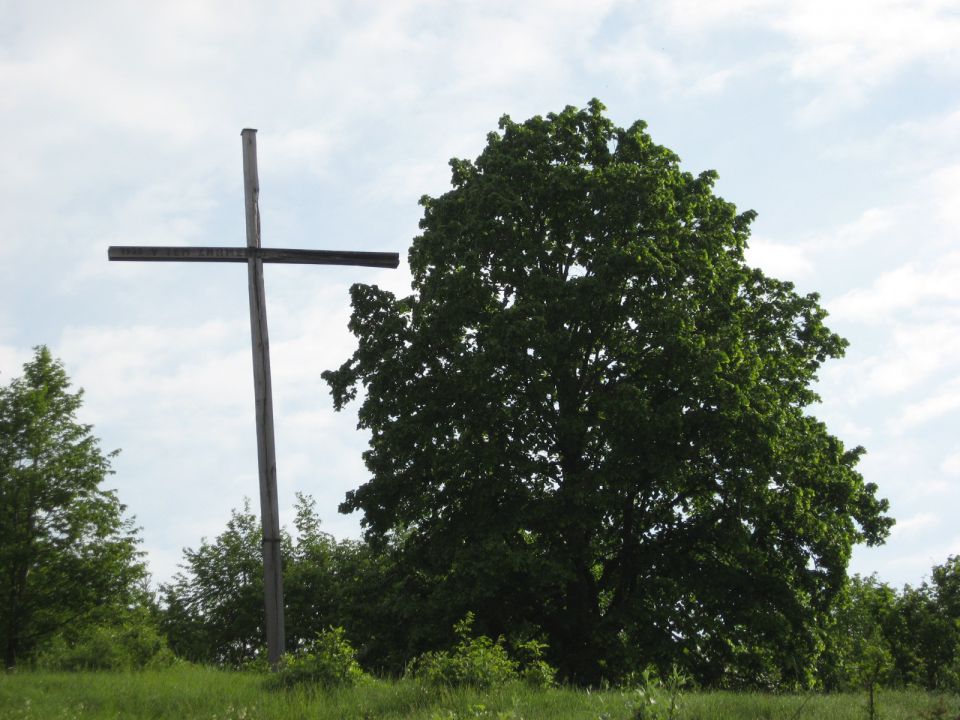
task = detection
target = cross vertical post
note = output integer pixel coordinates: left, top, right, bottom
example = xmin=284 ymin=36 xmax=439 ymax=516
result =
xmin=107 ymin=130 xmax=399 ymax=671
xmin=241 ymin=129 xmax=285 ymax=669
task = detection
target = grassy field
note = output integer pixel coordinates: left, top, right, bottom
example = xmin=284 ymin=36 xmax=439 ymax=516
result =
xmin=1 ymin=666 xmax=957 ymax=720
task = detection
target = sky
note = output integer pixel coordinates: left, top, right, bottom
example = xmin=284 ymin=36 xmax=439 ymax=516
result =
xmin=1 ymin=0 xmax=958 ymax=591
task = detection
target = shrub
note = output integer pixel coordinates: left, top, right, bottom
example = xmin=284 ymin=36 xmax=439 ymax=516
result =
xmin=33 ymin=616 xmax=177 ymax=671
xmin=408 ymin=613 xmax=557 ymax=690
xmin=514 ymin=638 xmax=557 ymax=688
xmin=408 ymin=613 xmax=518 ymax=690
xmin=269 ymin=627 xmax=366 ymax=689
xmin=623 ymin=665 xmax=688 ymax=720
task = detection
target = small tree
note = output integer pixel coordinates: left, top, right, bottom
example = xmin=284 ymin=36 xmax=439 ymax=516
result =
xmin=159 ymin=500 xmax=267 ymax=665
xmin=0 ymin=346 xmax=146 ymax=668
xmin=160 ymin=493 xmax=378 ymax=666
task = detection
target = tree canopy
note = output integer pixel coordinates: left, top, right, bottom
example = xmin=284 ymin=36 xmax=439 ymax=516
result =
xmin=0 ymin=346 xmax=146 ymax=668
xmin=323 ymin=100 xmax=893 ymax=684
xmin=160 ymin=493 xmax=399 ymax=669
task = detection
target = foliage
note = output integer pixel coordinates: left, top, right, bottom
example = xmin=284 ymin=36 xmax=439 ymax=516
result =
xmin=917 ymin=556 xmax=960 ymax=689
xmin=408 ymin=613 xmax=519 ymax=690
xmin=268 ymin=627 xmax=366 ymax=689
xmin=818 ymin=567 xmax=960 ymax=693
xmin=159 ymin=499 xmax=267 ymax=666
xmin=818 ymin=575 xmax=895 ymax=691
xmin=0 ymin=346 xmax=147 ymax=669
xmin=159 ymin=493 xmax=403 ymax=669
xmin=407 ymin=613 xmax=558 ymax=691
xmin=323 ymin=100 xmax=893 ymax=684
xmin=32 ymin=608 xmax=177 ymax=671
xmin=282 ymin=494 xmax=415 ymax=672
xmin=622 ymin=665 xmax=688 ymax=720
xmin=512 ymin=638 xmax=556 ymax=688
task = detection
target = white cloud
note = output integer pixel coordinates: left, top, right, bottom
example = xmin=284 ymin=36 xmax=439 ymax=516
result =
xmin=0 ymin=344 xmax=31 ymax=382
xmin=58 ymin=320 xmax=249 ymax=423
xmin=861 ymin=546 xmax=944 ymax=579
xmin=54 ymin=311 xmax=371 ymax=583
xmin=780 ymin=0 xmax=960 ymax=122
xmin=820 ymin=318 xmax=960 ymax=405
xmin=832 ymin=418 xmax=874 ymax=443
xmin=746 ymin=207 xmax=896 ymax=282
xmin=891 ymin=512 xmax=941 ymax=538
xmin=745 ymin=237 xmax=814 ymax=279
xmin=829 ymin=253 xmax=960 ymax=324
xmin=780 ymin=0 xmax=960 ymax=81
xmin=941 ymin=451 xmax=960 ymax=477
xmin=269 ymin=127 xmax=338 ymax=177
xmin=816 ymin=208 xmax=896 ymax=251
xmin=824 ymin=105 xmax=960 ymax=177
xmin=585 ymin=22 xmax=760 ymax=100
xmin=588 ymin=27 xmax=683 ymax=91
xmin=654 ymin=0 xmax=960 ymax=121
xmin=931 ymin=163 xmax=960 ymax=229
xmin=899 ymin=376 xmax=960 ymax=429
xmin=658 ymin=0 xmax=779 ymax=33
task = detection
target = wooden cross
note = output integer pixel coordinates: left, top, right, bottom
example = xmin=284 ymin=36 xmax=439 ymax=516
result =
xmin=109 ymin=129 xmax=398 ymax=668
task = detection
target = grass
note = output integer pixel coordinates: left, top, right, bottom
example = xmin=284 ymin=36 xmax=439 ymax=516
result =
xmin=1 ymin=666 xmax=958 ymax=719
xmin=682 ymin=689 xmax=958 ymax=719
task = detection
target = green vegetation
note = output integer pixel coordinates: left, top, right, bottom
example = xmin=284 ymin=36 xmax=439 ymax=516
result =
xmin=5 ymin=104 xmax=960 ymax=706
xmin=157 ymin=493 xmax=401 ymax=669
xmin=407 ymin=613 xmax=556 ymax=690
xmin=31 ymin=607 xmax=176 ymax=672
xmin=0 ymin=347 xmax=151 ymax=670
xmin=269 ymin=627 xmax=366 ymax=689
xmin=324 ymin=99 xmax=891 ymax=684
xmin=1 ymin=667 xmax=958 ymax=720
xmin=153 ymin=496 xmax=960 ymax=694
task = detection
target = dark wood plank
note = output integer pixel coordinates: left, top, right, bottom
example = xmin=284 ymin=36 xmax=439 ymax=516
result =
xmin=242 ymin=128 xmax=285 ymax=671
xmin=108 ymin=246 xmax=399 ymax=268
xmin=109 ymin=246 xmax=248 ymax=261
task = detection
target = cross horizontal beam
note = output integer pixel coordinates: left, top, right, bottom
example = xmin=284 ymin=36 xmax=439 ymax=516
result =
xmin=108 ymin=245 xmax=399 ymax=268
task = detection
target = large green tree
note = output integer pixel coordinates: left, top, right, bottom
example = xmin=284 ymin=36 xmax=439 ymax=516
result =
xmin=323 ymin=101 xmax=893 ymax=684
xmin=0 ymin=346 xmax=146 ymax=668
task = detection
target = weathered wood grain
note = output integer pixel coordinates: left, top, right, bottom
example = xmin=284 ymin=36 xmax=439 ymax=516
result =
xmin=108 ymin=246 xmax=399 ymax=268
xmin=242 ymin=129 xmax=286 ymax=671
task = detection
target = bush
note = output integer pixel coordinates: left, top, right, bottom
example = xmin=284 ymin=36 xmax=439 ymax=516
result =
xmin=33 ymin=615 xmax=177 ymax=671
xmin=269 ymin=627 xmax=366 ymax=689
xmin=514 ymin=638 xmax=557 ymax=688
xmin=622 ymin=665 xmax=688 ymax=720
xmin=408 ymin=613 xmax=556 ymax=690
xmin=408 ymin=613 xmax=517 ymax=689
